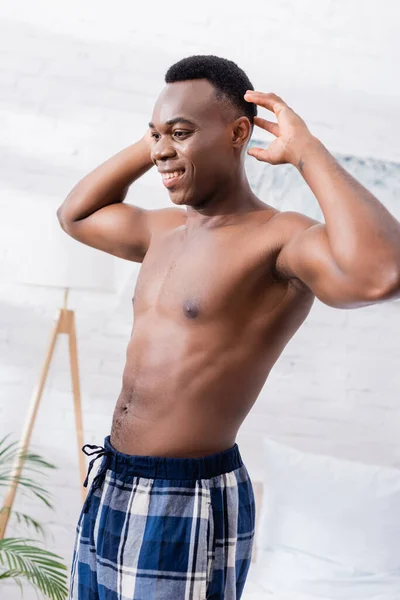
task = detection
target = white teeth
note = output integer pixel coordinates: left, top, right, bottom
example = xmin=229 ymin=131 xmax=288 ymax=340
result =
xmin=162 ymin=170 xmax=184 ymax=180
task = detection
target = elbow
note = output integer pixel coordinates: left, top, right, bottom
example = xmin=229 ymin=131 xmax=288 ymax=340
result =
xmin=56 ymin=205 xmax=73 ymax=234
xmin=366 ymin=268 xmax=400 ymax=302
xmin=56 ymin=206 xmax=67 ymax=230
xmin=56 ymin=205 xmax=63 ymax=222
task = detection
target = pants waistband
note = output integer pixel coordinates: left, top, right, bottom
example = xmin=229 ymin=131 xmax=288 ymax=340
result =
xmin=100 ymin=435 xmax=243 ymax=480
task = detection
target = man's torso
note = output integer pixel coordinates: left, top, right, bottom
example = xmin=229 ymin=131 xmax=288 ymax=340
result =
xmin=110 ymin=205 xmax=315 ymax=456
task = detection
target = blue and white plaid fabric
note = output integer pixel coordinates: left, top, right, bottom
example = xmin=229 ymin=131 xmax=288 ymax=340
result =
xmin=69 ymin=435 xmax=255 ymax=599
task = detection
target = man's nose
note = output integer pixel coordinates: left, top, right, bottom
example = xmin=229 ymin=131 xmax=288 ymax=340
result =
xmin=151 ymin=138 xmax=177 ymax=162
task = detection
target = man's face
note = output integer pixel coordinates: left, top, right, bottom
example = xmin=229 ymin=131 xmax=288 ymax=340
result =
xmin=149 ymin=79 xmax=236 ymax=208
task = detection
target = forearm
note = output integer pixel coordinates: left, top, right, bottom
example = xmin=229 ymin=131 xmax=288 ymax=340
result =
xmin=294 ymin=137 xmax=400 ymax=283
xmin=58 ymin=136 xmax=153 ymax=223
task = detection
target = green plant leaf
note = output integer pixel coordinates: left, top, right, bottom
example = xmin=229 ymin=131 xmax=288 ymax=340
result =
xmin=10 ymin=511 xmax=47 ymax=539
xmin=0 ymin=437 xmax=56 ymax=473
xmin=0 ymin=438 xmax=68 ymax=599
xmin=20 ymin=452 xmax=56 ymax=470
xmin=0 ymin=437 xmax=56 ymax=513
xmin=0 ymin=538 xmax=68 ymax=600
xmin=0 ymin=475 xmax=53 ymax=509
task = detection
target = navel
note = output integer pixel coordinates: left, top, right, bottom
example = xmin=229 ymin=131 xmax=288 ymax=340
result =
xmin=183 ymin=299 xmax=199 ymax=319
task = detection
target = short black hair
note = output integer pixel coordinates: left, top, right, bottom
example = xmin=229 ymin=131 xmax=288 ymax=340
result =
xmin=165 ymin=54 xmax=257 ymax=125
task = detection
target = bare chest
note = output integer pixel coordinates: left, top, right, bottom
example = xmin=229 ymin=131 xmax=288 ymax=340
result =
xmin=133 ymin=225 xmax=282 ymax=321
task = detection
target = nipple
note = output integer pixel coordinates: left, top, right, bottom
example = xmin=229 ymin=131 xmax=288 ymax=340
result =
xmin=183 ymin=300 xmax=199 ymax=319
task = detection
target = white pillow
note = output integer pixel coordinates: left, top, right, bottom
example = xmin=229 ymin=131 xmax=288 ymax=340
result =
xmin=255 ymin=438 xmax=400 ymax=599
xmin=254 ymin=546 xmax=400 ymax=600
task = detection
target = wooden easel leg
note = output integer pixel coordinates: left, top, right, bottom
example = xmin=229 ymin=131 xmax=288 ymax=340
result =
xmin=0 ymin=291 xmax=88 ymax=538
xmin=67 ymin=313 xmax=87 ymax=504
xmin=0 ymin=312 xmax=62 ymax=539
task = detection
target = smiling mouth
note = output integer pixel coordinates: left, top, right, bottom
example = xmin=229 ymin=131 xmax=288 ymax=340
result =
xmin=161 ymin=170 xmax=185 ymax=188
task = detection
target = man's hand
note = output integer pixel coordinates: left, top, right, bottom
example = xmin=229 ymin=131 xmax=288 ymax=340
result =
xmin=244 ymin=91 xmax=315 ymax=166
xmin=246 ymin=93 xmax=400 ymax=305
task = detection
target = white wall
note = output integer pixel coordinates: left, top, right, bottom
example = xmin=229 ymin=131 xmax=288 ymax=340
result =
xmin=1 ymin=2 xmax=400 ymax=598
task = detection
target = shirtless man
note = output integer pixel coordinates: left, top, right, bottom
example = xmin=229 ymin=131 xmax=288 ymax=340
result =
xmin=58 ymin=55 xmax=400 ymax=599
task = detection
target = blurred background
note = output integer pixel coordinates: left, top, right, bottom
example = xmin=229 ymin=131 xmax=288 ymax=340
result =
xmin=0 ymin=1 xmax=399 ymax=598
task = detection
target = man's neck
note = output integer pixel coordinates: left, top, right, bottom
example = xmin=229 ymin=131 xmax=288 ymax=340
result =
xmin=185 ymin=175 xmax=266 ymax=231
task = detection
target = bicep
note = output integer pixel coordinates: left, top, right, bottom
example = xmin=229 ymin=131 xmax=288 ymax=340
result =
xmin=59 ymin=204 xmax=186 ymax=262
xmin=276 ymin=220 xmax=376 ymax=309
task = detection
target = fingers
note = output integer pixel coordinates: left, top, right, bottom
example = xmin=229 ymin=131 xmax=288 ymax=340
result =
xmin=253 ymin=116 xmax=279 ymax=137
xmin=244 ymin=90 xmax=288 ymax=115
xmin=247 ymin=147 xmax=271 ymax=162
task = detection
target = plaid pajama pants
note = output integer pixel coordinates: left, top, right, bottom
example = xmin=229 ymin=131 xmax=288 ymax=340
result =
xmin=69 ymin=435 xmax=255 ymax=599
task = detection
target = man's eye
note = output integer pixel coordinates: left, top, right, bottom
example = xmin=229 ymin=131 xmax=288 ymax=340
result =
xmin=151 ymin=132 xmax=160 ymax=140
xmin=173 ymin=131 xmax=189 ymax=138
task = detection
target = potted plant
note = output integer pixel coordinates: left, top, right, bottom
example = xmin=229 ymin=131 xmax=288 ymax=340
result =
xmin=0 ymin=435 xmax=69 ymax=599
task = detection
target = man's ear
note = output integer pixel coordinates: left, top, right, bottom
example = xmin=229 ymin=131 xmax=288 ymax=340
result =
xmin=232 ymin=117 xmax=252 ymax=148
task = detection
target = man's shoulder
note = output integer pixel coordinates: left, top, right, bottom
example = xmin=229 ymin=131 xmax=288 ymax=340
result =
xmin=257 ymin=210 xmax=322 ymax=290
xmin=249 ymin=207 xmax=321 ymax=248
xmin=268 ymin=209 xmax=321 ymax=238
xmin=147 ymin=207 xmax=187 ymax=233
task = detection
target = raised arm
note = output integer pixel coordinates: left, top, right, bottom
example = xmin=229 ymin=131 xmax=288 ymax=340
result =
xmin=57 ymin=131 xmax=186 ymax=262
xmin=245 ymin=90 xmax=400 ymax=308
